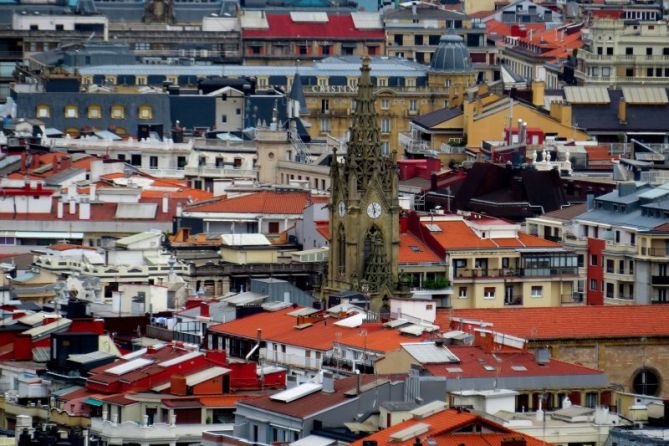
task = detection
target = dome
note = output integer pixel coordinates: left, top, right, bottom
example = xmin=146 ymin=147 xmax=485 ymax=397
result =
xmin=429 ymin=34 xmax=473 ymax=73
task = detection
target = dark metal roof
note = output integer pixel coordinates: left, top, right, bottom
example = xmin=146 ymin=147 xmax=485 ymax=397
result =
xmin=412 ymin=107 xmax=463 ymax=129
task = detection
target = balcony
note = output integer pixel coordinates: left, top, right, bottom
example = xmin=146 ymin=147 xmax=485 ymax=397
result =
xmin=581 ymin=52 xmax=669 ymax=64
xmin=453 ymin=267 xmax=578 ymax=281
xmin=260 ymin=348 xmax=321 ymax=371
xmin=184 ymin=165 xmax=258 ymax=179
xmin=91 ymin=418 xmax=233 ymax=444
xmin=651 ymin=275 xmax=669 ymax=286
xmin=561 ymin=292 xmax=585 ymax=305
xmin=640 ymin=247 xmax=669 ymax=258
xmin=34 ymin=256 xmax=190 ymax=278
xmin=604 ymin=241 xmax=637 ymax=255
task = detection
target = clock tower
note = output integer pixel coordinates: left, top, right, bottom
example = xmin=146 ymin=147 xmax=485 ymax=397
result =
xmin=326 ymin=57 xmax=401 ymax=311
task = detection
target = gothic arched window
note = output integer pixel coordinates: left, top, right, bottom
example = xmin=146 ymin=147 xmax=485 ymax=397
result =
xmin=337 ymin=224 xmax=346 ymax=275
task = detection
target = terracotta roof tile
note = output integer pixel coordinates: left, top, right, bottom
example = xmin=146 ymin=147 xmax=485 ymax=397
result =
xmin=350 ymin=407 xmax=550 ymax=446
xmin=185 ymin=191 xmax=313 ymax=215
xmin=243 ymin=14 xmax=384 ymax=40
xmin=423 ymin=345 xmax=603 ymax=379
xmin=399 ymin=232 xmax=443 ymax=264
xmin=442 ymin=306 xmax=669 ymax=340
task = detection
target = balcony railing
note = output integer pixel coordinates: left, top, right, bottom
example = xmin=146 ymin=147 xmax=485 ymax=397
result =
xmin=641 ymin=247 xmax=669 ymax=257
xmin=651 ymin=275 xmax=669 ymax=286
xmin=35 ymin=256 xmax=190 ymax=277
xmin=454 ymin=267 xmax=578 ymax=280
xmin=184 ymin=165 xmax=257 ymax=179
xmin=561 ymin=292 xmax=585 ymax=305
xmin=91 ymin=419 xmax=232 ymax=443
xmin=260 ymin=348 xmax=321 ymax=371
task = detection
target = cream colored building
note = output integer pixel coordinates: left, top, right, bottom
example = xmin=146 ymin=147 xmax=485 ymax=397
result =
xmin=576 ymin=18 xmax=669 ymax=86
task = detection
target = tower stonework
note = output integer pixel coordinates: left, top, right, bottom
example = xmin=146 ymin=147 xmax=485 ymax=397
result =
xmin=326 ymin=57 xmax=401 ymax=312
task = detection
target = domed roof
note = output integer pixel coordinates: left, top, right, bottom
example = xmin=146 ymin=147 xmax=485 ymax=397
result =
xmin=429 ymin=34 xmax=473 ymax=73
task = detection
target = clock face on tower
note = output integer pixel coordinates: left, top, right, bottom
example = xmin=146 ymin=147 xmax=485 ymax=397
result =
xmin=337 ymin=201 xmax=346 ymax=217
xmin=367 ymin=202 xmax=382 ymax=219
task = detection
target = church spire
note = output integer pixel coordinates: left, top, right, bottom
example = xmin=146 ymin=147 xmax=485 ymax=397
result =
xmin=344 ymin=57 xmax=385 ymax=192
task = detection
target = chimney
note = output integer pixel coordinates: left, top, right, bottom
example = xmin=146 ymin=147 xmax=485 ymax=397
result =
xmin=79 ymin=198 xmax=91 ymax=220
xmin=176 ymin=202 xmax=183 ymax=217
xmin=69 ymin=199 xmax=77 ymax=215
xmin=89 ymin=183 xmax=96 ymax=201
xmin=618 ymin=97 xmax=627 ymax=124
xmin=162 ymin=194 xmax=169 ymax=213
xmin=322 ymin=370 xmax=335 ymax=393
xmin=57 ymin=200 xmax=64 ymax=219
xmin=67 ymin=184 xmax=76 ymax=201
xmin=531 ymin=81 xmax=545 ymax=108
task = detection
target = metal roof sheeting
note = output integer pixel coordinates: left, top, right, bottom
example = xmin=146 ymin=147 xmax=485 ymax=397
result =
xmin=185 ymin=366 xmax=230 ymax=386
xmin=114 ymin=203 xmax=157 ymax=220
xmin=68 ymin=351 xmax=116 ymax=364
xmin=564 ymin=86 xmax=610 ymax=104
xmin=270 ymin=382 xmax=322 ymax=403
xmin=622 ymin=87 xmax=669 ymax=104
xmin=402 ymin=342 xmax=461 ymax=364
xmin=106 ymin=357 xmax=154 ymax=375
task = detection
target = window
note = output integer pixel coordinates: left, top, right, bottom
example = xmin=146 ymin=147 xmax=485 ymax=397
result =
xmin=629 ymin=260 xmax=634 ymax=274
xmin=633 ymin=368 xmax=660 ymax=396
xmin=381 ymin=142 xmax=389 ymax=154
xmin=88 ymin=105 xmax=101 ymax=119
xmin=268 ymin=222 xmax=280 ymax=234
xmin=606 ymin=282 xmax=614 ymax=298
xmin=606 ymin=259 xmax=614 ymax=273
xmin=381 ymin=118 xmax=390 ymax=134
xmin=458 ymin=287 xmax=467 ymax=298
xmin=409 ymin=99 xmax=417 ymax=112
xmin=381 ymin=98 xmax=389 ymax=109
xmin=647 ymin=68 xmax=654 ymax=77
xmin=602 ymin=66 xmax=610 ymax=77
xmin=130 ymin=154 xmax=142 ymax=167
xmin=150 ymin=156 xmax=158 ymax=169
xmin=221 ymin=115 xmax=227 ymax=123
xmin=590 ymin=254 xmax=598 ymax=266
xmin=619 ymin=260 xmax=625 ymax=274
xmin=111 ymin=104 xmax=125 ymax=119
xmin=531 ymin=286 xmax=543 ymax=298
xmin=177 ymin=156 xmax=187 ymax=170
xmin=377 ymin=77 xmax=388 ymax=87
xmin=348 ymin=78 xmax=358 ymax=89
xmin=321 ymin=99 xmax=329 ymax=113
xmin=484 ymin=287 xmax=495 ymax=299
xmin=298 ymin=45 xmax=309 ymax=55
xmin=321 ymin=45 xmax=331 ymax=56
xmin=646 ymin=47 xmax=653 ymax=56
xmin=626 ymin=47 xmax=633 ymax=55
xmin=320 ymin=118 xmax=330 ymax=133
xmin=577 ymin=254 xmax=584 ymax=268
xmin=590 ymin=279 xmax=598 ymax=291
xmin=606 ymin=47 xmax=613 ymax=55
xmin=64 ymin=104 xmax=78 ymax=119
xmin=36 ymin=104 xmax=50 ymax=118
xmin=626 ymin=68 xmax=634 ymax=77
xmin=138 ymin=105 xmax=153 ymax=120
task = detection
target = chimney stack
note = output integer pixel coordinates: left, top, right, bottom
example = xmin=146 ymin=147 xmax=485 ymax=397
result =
xmin=618 ymin=97 xmax=627 ymax=124
xmin=322 ymin=370 xmax=335 ymax=393
xmin=79 ymin=198 xmax=91 ymax=220
xmin=69 ymin=199 xmax=77 ymax=215
xmin=57 ymin=200 xmax=64 ymax=219
xmin=89 ymin=183 xmax=96 ymax=201
xmin=162 ymin=194 xmax=169 ymax=213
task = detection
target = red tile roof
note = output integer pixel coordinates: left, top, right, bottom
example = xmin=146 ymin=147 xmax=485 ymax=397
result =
xmin=442 ymin=306 xmax=669 ymax=340
xmin=0 ymin=196 xmax=187 ymax=222
xmin=399 ymin=232 xmax=443 ymax=264
xmin=48 ymin=243 xmax=98 ymax=251
xmin=422 ymin=345 xmax=603 ymax=379
xmin=425 ymin=219 xmax=559 ymax=250
xmin=350 ymin=407 xmax=550 ymax=446
xmin=241 ymin=374 xmax=397 ymax=418
xmin=315 ymin=220 xmax=329 ymax=240
xmin=185 ymin=191 xmax=314 ymax=215
xmin=243 ymin=14 xmax=384 ymax=40
xmin=337 ymin=324 xmax=430 ymax=353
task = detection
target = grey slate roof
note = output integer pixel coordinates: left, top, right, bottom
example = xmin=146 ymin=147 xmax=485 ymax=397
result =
xmin=383 ymin=6 xmax=465 ymax=20
xmin=412 ymin=106 xmax=463 ymax=129
xmin=13 ymin=91 xmax=172 ymax=137
xmin=571 ymin=90 xmax=669 ymax=132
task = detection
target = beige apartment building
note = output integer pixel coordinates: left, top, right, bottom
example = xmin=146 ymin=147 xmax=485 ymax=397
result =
xmin=576 ymin=18 xmax=669 ymax=86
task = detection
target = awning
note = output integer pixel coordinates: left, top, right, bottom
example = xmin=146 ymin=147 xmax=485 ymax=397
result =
xmin=83 ymin=398 xmax=104 ymax=407
xmin=15 ymin=231 xmax=84 ymax=239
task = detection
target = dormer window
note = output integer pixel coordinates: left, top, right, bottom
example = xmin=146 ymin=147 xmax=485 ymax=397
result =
xmin=64 ymin=104 xmax=78 ymax=119
xmin=88 ymin=105 xmax=101 ymax=119
xmin=138 ymin=105 xmax=153 ymax=120
xmin=111 ymin=104 xmax=125 ymax=119
xmin=36 ymin=104 xmax=50 ymax=119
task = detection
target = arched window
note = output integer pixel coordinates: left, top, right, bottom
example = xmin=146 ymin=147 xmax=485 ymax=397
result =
xmin=633 ymin=368 xmax=661 ymax=396
xmin=111 ymin=104 xmax=125 ymax=119
xmin=337 ymin=224 xmax=346 ymax=275
xmin=64 ymin=104 xmax=78 ymax=119
xmin=88 ymin=105 xmax=102 ymax=119
xmin=138 ymin=105 xmax=153 ymax=120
